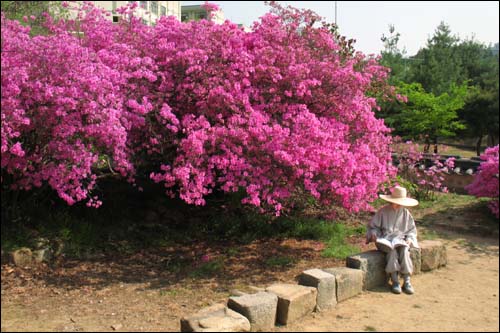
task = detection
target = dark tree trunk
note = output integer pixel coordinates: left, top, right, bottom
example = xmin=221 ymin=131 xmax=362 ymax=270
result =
xmin=476 ymin=135 xmax=483 ymax=156
xmin=487 ymin=133 xmax=498 ymax=147
xmin=424 ymin=135 xmax=431 ymax=153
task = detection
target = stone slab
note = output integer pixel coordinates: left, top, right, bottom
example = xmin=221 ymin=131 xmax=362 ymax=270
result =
xmin=322 ymin=267 xmax=364 ymax=302
xmin=228 ymin=292 xmax=278 ymax=331
xmin=346 ymin=250 xmax=387 ymax=290
xmin=180 ymin=303 xmax=250 ymax=332
xmin=265 ymin=283 xmax=317 ymax=325
xmin=420 ymin=240 xmax=447 ymax=271
xmin=298 ymin=269 xmax=337 ymax=311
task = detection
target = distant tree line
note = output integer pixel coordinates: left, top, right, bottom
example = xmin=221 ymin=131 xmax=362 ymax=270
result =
xmin=378 ymin=22 xmax=499 ymax=155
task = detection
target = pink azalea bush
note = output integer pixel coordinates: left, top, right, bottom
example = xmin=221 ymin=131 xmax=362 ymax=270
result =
xmin=1 ymin=2 xmax=397 ymax=215
xmin=466 ymin=145 xmax=499 ymax=218
xmin=392 ymin=137 xmax=455 ymax=200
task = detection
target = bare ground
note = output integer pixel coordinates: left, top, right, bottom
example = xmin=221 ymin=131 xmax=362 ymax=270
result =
xmin=273 ymin=231 xmax=499 ymax=332
xmin=1 ymin=196 xmax=499 ymax=332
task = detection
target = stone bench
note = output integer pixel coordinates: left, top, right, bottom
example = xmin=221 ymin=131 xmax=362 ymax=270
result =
xmin=298 ymin=269 xmax=337 ymax=311
xmin=180 ymin=303 xmax=251 ymax=332
xmin=227 ymin=292 xmax=278 ymax=331
xmin=346 ymin=241 xmax=445 ymax=289
xmin=265 ymin=283 xmax=317 ymax=325
xmin=180 ymin=241 xmax=447 ymax=331
xmin=322 ymin=267 xmax=364 ymax=302
xmin=346 ymin=250 xmax=387 ymax=290
xmin=419 ymin=240 xmax=447 ymax=271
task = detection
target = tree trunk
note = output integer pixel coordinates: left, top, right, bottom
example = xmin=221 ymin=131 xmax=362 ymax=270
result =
xmin=476 ymin=135 xmax=483 ymax=156
xmin=487 ymin=133 xmax=498 ymax=147
xmin=433 ymin=136 xmax=438 ymax=154
xmin=424 ymin=135 xmax=430 ymax=153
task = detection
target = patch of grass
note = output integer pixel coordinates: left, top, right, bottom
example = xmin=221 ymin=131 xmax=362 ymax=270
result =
xmin=436 ymin=145 xmax=477 ymax=158
xmin=420 ymin=229 xmax=439 ymax=240
xmin=318 ymin=222 xmax=362 ymax=259
xmin=189 ymin=258 xmax=224 ymax=278
xmin=321 ymin=242 xmax=360 ymax=259
xmin=364 ymin=326 xmax=377 ymax=332
xmin=159 ymin=289 xmax=179 ymax=297
xmin=264 ymin=256 xmax=296 ymax=267
xmin=416 ymin=192 xmax=477 ymax=210
xmin=283 ymin=219 xmax=338 ymax=240
xmin=0 ymin=226 xmax=32 ymax=253
xmin=226 ymin=247 xmax=240 ymax=256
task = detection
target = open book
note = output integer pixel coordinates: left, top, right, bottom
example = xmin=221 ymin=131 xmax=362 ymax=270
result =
xmin=375 ymin=238 xmax=409 ymax=252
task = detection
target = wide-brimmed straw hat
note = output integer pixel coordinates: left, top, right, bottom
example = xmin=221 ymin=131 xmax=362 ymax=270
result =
xmin=379 ymin=186 xmax=419 ymax=207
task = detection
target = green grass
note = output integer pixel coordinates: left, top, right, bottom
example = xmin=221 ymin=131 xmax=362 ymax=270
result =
xmin=321 ymin=242 xmax=360 ymax=259
xmin=317 ymin=223 xmax=364 ymax=259
xmin=189 ymin=258 xmax=224 ymax=278
xmin=419 ymin=229 xmax=439 ymax=240
xmin=264 ymin=256 xmax=296 ymax=267
xmin=416 ymin=192 xmax=478 ymax=210
xmin=364 ymin=326 xmax=377 ymax=332
xmin=437 ymin=145 xmax=478 ymax=158
xmin=412 ymin=142 xmax=479 ymax=158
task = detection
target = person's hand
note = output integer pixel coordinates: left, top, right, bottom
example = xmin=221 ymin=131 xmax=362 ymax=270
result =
xmin=366 ymin=233 xmax=377 ymax=244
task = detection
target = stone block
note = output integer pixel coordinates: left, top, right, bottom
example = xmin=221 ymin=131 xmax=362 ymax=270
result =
xmin=410 ymin=247 xmax=421 ymax=275
xmin=10 ymin=248 xmax=33 ymax=267
xmin=322 ymin=267 xmax=364 ymax=302
xmin=228 ymin=292 xmax=278 ymax=331
xmin=298 ymin=269 xmax=336 ymax=311
xmin=265 ymin=284 xmax=317 ymax=325
xmin=180 ymin=303 xmax=251 ymax=332
xmin=32 ymin=248 xmax=52 ymax=263
xmin=420 ymin=240 xmax=447 ymax=271
xmin=346 ymin=250 xmax=387 ymax=290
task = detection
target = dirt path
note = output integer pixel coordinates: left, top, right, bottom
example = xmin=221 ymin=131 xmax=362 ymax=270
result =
xmin=273 ymin=233 xmax=500 ymax=332
xmin=1 ymin=226 xmax=498 ymax=332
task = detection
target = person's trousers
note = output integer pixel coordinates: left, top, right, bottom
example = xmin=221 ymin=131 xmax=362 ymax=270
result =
xmin=376 ymin=244 xmax=413 ymax=275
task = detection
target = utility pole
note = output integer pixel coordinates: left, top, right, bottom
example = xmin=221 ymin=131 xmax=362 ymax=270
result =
xmin=334 ymin=1 xmax=337 ymax=25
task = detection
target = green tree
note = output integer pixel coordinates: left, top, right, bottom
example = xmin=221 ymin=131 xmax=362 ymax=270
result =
xmin=410 ymin=22 xmax=463 ymax=95
xmin=1 ymin=1 xmax=69 ymax=36
xmin=390 ymin=82 xmax=468 ymax=153
xmin=380 ymin=24 xmax=408 ymax=84
xmin=455 ymin=39 xmax=499 ymax=153
xmin=381 ymin=22 xmax=499 ymax=154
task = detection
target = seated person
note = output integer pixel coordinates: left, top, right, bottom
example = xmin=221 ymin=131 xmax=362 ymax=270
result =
xmin=366 ymin=186 xmax=419 ymax=295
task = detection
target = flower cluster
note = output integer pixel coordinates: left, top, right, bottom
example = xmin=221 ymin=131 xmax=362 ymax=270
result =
xmin=466 ymin=145 xmax=499 ymax=218
xmin=392 ymin=137 xmax=455 ymax=200
xmin=1 ymin=2 xmax=396 ymax=214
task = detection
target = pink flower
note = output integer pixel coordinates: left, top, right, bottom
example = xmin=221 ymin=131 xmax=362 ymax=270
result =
xmin=466 ymin=145 xmax=499 ymax=218
xmin=1 ymin=1 xmax=397 ymax=214
xmin=10 ymin=142 xmax=25 ymax=157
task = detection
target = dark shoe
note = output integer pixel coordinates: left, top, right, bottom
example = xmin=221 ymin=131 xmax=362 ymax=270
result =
xmin=391 ymin=282 xmax=402 ymax=294
xmin=403 ymin=281 xmax=414 ymax=295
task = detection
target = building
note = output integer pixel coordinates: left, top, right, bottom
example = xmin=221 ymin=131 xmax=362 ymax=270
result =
xmin=70 ymin=1 xmax=181 ymax=25
xmin=491 ymin=42 xmax=499 ymax=56
xmin=180 ymin=4 xmax=224 ymax=24
xmin=237 ymin=23 xmax=252 ymax=33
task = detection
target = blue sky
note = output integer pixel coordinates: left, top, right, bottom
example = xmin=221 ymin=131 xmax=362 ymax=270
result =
xmin=182 ymin=1 xmax=500 ymax=56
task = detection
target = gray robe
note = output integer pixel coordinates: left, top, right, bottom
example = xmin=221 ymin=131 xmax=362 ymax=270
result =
xmin=366 ymin=205 xmax=419 ymax=248
xmin=366 ymin=205 xmax=419 ymax=274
